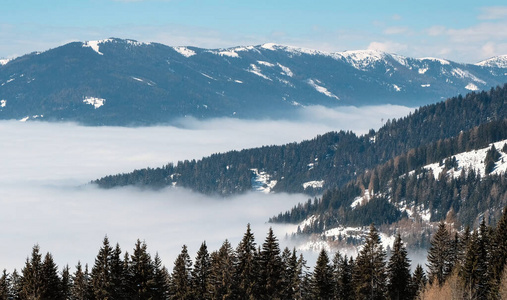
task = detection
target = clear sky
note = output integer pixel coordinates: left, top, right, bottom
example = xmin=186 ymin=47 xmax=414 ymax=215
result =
xmin=1 ymin=0 xmax=507 ymax=63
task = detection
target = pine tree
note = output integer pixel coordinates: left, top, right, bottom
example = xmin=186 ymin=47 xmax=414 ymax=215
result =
xmin=10 ymin=269 xmax=21 ymax=300
xmin=110 ymin=243 xmax=126 ymax=299
xmin=170 ymin=245 xmax=192 ymax=300
xmin=20 ymin=244 xmax=44 ymax=300
xmin=91 ymin=236 xmax=114 ymax=300
xmin=258 ymin=227 xmax=283 ymax=299
xmin=353 ymin=223 xmax=387 ymax=300
xmin=311 ymin=248 xmax=334 ymax=299
xmin=426 ymin=221 xmax=452 ymax=286
xmin=0 ymin=270 xmax=9 ymax=300
xmin=235 ymin=224 xmax=257 ymax=300
xmin=61 ymin=265 xmax=72 ymax=300
xmin=191 ymin=242 xmax=210 ymax=300
xmin=129 ymin=239 xmax=156 ymax=299
xmin=387 ymin=233 xmax=412 ymax=300
xmin=331 ymin=251 xmax=343 ymax=299
xmin=337 ymin=255 xmax=354 ymax=300
xmin=152 ymin=253 xmax=170 ymax=300
xmin=208 ymin=240 xmax=236 ymax=300
xmin=41 ymin=252 xmax=62 ymax=299
xmin=411 ymin=264 xmax=426 ymax=300
xmin=71 ymin=261 xmax=91 ymax=300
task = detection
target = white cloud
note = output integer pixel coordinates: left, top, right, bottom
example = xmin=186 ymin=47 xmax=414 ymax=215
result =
xmin=478 ymin=6 xmax=507 ymax=20
xmin=383 ymin=26 xmax=411 ymax=35
xmin=0 ymin=105 xmax=413 ymax=271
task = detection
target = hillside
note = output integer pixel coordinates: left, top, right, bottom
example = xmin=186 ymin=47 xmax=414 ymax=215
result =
xmin=94 ymin=84 xmax=507 ymax=195
xmin=1 ymin=38 xmax=507 ymax=125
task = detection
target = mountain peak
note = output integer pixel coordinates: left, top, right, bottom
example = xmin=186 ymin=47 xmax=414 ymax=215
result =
xmin=476 ymin=55 xmax=507 ymax=68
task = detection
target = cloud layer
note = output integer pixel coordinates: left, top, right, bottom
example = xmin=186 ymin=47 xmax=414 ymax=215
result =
xmin=0 ymin=105 xmax=412 ymax=271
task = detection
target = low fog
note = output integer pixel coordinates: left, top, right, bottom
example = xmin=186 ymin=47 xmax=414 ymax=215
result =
xmin=0 ymin=105 xmax=413 ymax=272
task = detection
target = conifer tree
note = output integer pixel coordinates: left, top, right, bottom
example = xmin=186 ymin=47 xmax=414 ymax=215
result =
xmin=41 ymin=252 xmax=62 ymax=299
xmin=258 ymin=227 xmax=283 ymax=299
xmin=170 ymin=245 xmax=192 ymax=300
xmin=61 ymin=265 xmax=72 ymax=300
xmin=152 ymin=253 xmax=170 ymax=300
xmin=386 ymin=233 xmax=412 ymax=300
xmin=331 ymin=251 xmax=343 ymax=299
xmin=129 ymin=240 xmax=156 ymax=299
xmin=426 ymin=221 xmax=452 ymax=286
xmin=109 ymin=243 xmax=126 ymax=299
xmin=235 ymin=224 xmax=257 ymax=300
xmin=312 ymin=248 xmax=334 ymax=299
xmin=208 ymin=240 xmax=236 ymax=300
xmin=411 ymin=264 xmax=426 ymax=300
xmin=9 ymin=269 xmax=21 ymax=300
xmin=0 ymin=270 xmax=9 ymax=300
xmin=353 ymin=223 xmax=387 ymax=300
xmin=72 ymin=262 xmax=91 ymax=300
xmin=91 ymin=236 xmax=114 ymax=300
xmin=337 ymin=255 xmax=354 ymax=300
xmin=280 ymin=247 xmax=295 ymax=300
xmin=20 ymin=244 xmax=44 ymax=300
xmin=191 ymin=242 xmax=211 ymax=300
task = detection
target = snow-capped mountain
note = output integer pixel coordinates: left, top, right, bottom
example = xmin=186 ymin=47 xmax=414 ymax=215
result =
xmin=1 ymin=38 xmax=507 ymax=125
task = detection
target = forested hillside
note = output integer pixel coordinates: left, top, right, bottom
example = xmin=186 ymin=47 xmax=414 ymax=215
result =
xmin=1 ymin=209 xmax=507 ymax=300
xmin=271 ymin=120 xmax=507 ymax=237
xmin=94 ymin=84 xmax=507 ymax=195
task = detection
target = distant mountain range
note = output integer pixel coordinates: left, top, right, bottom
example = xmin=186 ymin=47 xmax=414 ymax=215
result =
xmin=1 ymin=38 xmax=507 ymax=125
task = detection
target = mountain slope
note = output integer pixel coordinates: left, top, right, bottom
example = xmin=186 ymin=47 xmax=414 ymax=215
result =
xmin=94 ymin=84 xmax=507 ymax=195
xmin=1 ymin=38 xmax=507 ymax=125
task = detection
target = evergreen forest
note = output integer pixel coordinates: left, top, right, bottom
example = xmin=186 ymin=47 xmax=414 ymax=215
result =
xmin=1 ymin=207 xmax=507 ymax=300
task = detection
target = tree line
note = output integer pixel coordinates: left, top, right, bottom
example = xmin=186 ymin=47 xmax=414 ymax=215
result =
xmin=1 ymin=207 xmax=507 ymax=300
xmin=94 ymin=84 xmax=507 ymax=196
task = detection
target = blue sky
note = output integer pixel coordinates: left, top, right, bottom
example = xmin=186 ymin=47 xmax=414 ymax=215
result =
xmin=1 ymin=0 xmax=507 ymax=63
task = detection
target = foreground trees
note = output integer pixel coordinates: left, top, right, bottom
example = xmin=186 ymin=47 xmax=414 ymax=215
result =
xmin=1 ymin=207 xmax=507 ymax=300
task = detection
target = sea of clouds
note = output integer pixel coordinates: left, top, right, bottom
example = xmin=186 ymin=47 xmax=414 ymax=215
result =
xmin=0 ymin=105 xmax=413 ymax=272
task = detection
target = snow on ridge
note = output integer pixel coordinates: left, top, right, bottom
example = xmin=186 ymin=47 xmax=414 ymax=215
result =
xmin=476 ymin=55 xmax=507 ymax=68
xmin=422 ymin=139 xmax=507 ymax=179
xmin=417 ymin=57 xmax=450 ymax=65
xmin=83 ymin=96 xmax=106 ymax=109
xmin=308 ymin=79 xmax=339 ymax=100
xmin=83 ymin=39 xmax=113 ymax=55
xmin=302 ymin=180 xmax=324 ymax=190
xmin=0 ymin=58 xmax=10 ymax=66
xmin=173 ymin=46 xmax=196 ymax=58
xmin=337 ymin=50 xmax=387 ymax=70
xmin=451 ymin=68 xmax=486 ymax=84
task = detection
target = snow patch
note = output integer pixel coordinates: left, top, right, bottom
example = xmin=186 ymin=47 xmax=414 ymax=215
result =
xmin=246 ymin=64 xmax=271 ymax=81
xmin=19 ymin=116 xmax=29 ymax=122
xmin=0 ymin=59 xmax=10 ymax=66
xmin=465 ymin=83 xmax=479 ymax=91
xmin=338 ymin=50 xmax=386 ymax=70
xmin=83 ymin=97 xmax=106 ymax=109
xmin=234 ymin=80 xmax=243 ymax=84
xmin=351 ymin=189 xmax=371 ymax=209
xmin=392 ymin=84 xmax=401 ymax=92
xmin=451 ymin=68 xmax=486 ymax=84
xmin=0 ymin=100 xmax=6 ymax=108
xmin=257 ymin=60 xmax=274 ymax=67
xmin=302 ymin=180 xmax=324 ymax=190
xmin=418 ymin=68 xmax=428 ymax=74
xmin=83 ymin=39 xmax=112 ymax=55
xmin=173 ymin=46 xmax=196 ymax=58
xmin=417 ymin=57 xmax=450 ymax=65
xmin=421 ymin=84 xmax=431 ymax=87
xmin=308 ymin=79 xmax=339 ymax=100
xmin=200 ymin=73 xmax=215 ymax=80
xmin=421 ymin=139 xmax=507 ymax=179
xmin=277 ymin=63 xmax=294 ymax=77
xmin=251 ymin=168 xmax=277 ymax=193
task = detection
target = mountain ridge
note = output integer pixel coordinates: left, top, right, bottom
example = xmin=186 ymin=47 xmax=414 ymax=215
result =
xmin=1 ymin=38 xmax=507 ymax=125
